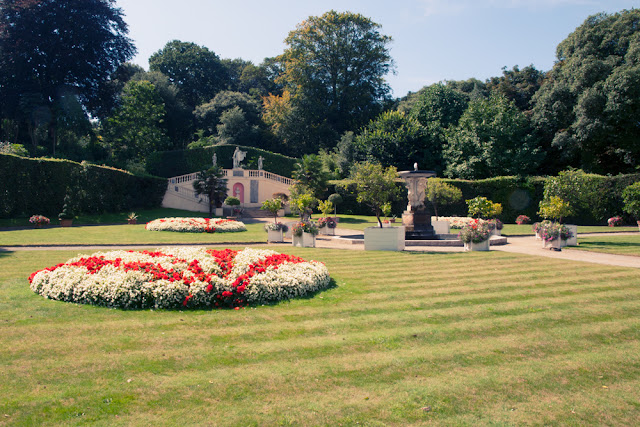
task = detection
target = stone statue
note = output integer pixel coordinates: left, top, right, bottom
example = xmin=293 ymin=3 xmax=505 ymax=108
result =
xmin=414 ymin=162 xmax=418 ymax=171
xmin=232 ymin=146 xmax=247 ymax=169
xmin=257 ymin=156 xmax=264 ymax=170
xmin=212 ymin=152 xmax=217 ymax=167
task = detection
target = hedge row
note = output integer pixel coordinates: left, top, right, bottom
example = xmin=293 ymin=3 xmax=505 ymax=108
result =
xmin=0 ymin=154 xmax=166 ymax=218
xmin=328 ymin=173 xmax=640 ymax=225
xmin=146 ymin=144 xmax=298 ymax=178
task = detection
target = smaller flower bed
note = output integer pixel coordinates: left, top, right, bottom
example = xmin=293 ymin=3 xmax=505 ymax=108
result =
xmin=317 ymin=217 xmax=337 ymax=229
xmin=516 ymin=215 xmax=531 ymax=225
xmin=146 ymin=217 xmax=246 ymax=233
xmin=458 ymin=219 xmax=491 ymax=243
xmin=607 ymin=216 xmax=623 ymax=227
xmin=438 ymin=216 xmax=475 ymax=229
xmin=292 ymin=221 xmax=319 ymax=237
xmin=29 ymin=215 xmax=50 ymax=227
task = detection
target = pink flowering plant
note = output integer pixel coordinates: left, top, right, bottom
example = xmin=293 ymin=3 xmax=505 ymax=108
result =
xmin=317 ymin=217 xmax=336 ymax=229
xmin=29 ymin=215 xmax=50 ymax=226
xmin=538 ymin=222 xmax=573 ymax=242
xmin=292 ymin=221 xmax=319 ymax=237
xmin=457 ymin=219 xmax=492 ymax=243
xmin=607 ymin=216 xmax=623 ymax=227
xmin=516 ymin=215 xmax=531 ymax=225
xmin=29 ymin=247 xmax=331 ymax=309
xmin=146 ymin=217 xmax=246 ymax=233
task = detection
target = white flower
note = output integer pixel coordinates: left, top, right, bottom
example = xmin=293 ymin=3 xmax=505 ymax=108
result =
xmin=145 ymin=218 xmax=247 ymax=233
xmin=29 ymin=247 xmax=331 ymax=309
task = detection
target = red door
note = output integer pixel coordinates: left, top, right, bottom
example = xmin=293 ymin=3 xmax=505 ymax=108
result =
xmin=233 ymin=183 xmax=244 ymax=203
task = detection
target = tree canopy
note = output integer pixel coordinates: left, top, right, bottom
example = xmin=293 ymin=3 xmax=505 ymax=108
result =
xmin=269 ymin=10 xmax=394 ymax=152
xmin=0 ymin=0 xmax=135 ymax=152
xmin=531 ymin=9 xmax=640 ymax=174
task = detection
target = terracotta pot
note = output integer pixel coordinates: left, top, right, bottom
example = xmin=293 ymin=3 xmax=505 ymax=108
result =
xmin=60 ymin=219 xmax=73 ymax=227
xmin=127 ymin=219 xmax=137 ymax=225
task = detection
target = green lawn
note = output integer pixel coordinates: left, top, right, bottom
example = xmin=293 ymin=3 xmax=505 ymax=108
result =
xmin=1 ymin=247 xmax=639 ymax=425
xmin=0 ymin=223 xmax=269 ymax=246
xmin=501 ymin=224 xmax=638 ymax=236
xmin=567 ymin=235 xmax=640 ymax=257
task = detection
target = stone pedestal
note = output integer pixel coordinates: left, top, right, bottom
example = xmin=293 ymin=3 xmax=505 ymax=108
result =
xmin=402 ymin=208 xmax=436 ymax=240
xmin=398 ymin=169 xmax=438 ymax=241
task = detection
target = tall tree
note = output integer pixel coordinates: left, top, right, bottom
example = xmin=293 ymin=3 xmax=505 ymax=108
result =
xmin=0 ymin=0 xmax=135 ymax=151
xmin=102 ymin=80 xmax=171 ymax=166
xmin=271 ymin=10 xmax=394 ymax=152
xmin=531 ymin=9 xmax=640 ymax=174
xmin=444 ymin=95 xmax=542 ymax=179
xmin=486 ymin=65 xmax=545 ymax=112
xmin=193 ymin=166 xmax=228 ymax=216
xmin=353 ymin=110 xmax=428 ymax=171
xmin=149 ymin=40 xmax=229 ymax=110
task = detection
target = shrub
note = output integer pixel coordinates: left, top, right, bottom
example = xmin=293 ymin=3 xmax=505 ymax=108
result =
xmin=0 ymin=154 xmax=165 ymax=218
xmin=607 ymin=216 xmax=623 ymax=227
xmin=538 ymin=196 xmax=573 ymax=223
xmin=516 ymin=215 xmax=531 ymax=225
xmin=466 ymin=196 xmax=502 ymax=219
xmin=622 ymin=182 xmax=640 ymax=220
xmin=224 ymin=196 xmax=240 ymax=206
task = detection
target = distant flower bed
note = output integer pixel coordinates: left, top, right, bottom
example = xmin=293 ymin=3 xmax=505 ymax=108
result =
xmin=29 ymin=215 xmax=50 ymax=226
xmin=516 ymin=215 xmax=531 ymax=225
xmin=438 ymin=216 xmax=474 ymax=229
xmin=29 ymin=247 xmax=331 ymax=310
xmin=146 ymin=217 xmax=246 ymax=233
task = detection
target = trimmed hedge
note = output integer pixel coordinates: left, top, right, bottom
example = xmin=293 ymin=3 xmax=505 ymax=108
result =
xmin=0 ymin=154 xmax=166 ymax=218
xmin=146 ymin=144 xmax=298 ymax=178
xmin=328 ymin=173 xmax=640 ymax=225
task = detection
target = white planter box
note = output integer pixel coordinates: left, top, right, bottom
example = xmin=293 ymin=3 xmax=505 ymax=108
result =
xmin=364 ymin=226 xmax=405 ymax=251
xmin=292 ymin=232 xmax=316 ymax=247
xmin=565 ymin=224 xmax=578 ymax=246
xmin=318 ymin=226 xmax=335 ymax=235
xmin=267 ymin=229 xmax=284 ymax=243
xmin=463 ymin=239 xmax=490 ymax=251
xmin=543 ymin=238 xmax=562 ymax=250
xmin=491 ymin=228 xmax=501 ymax=236
xmin=432 ymin=220 xmax=450 ymax=235
xmin=214 ymin=208 xmax=223 ymax=217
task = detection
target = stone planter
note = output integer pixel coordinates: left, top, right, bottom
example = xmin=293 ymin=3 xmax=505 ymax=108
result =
xmin=292 ymin=232 xmax=316 ymax=248
xmin=214 ymin=208 xmax=223 ymax=217
xmin=318 ymin=226 xmax=335 ymax=236
xmin=491 ymin=228 xmax=501 ymax=236
xmin=364 ymin=226 xmax=405 ymax=251
xmin=463 ymin=239 xmax=490 ymax=252
xmin=267 ymin=229 xmax=284 ymax=243
xmin=565 ymin=224 xmax=578 ymax=246
xmin=59 ymin=219 xmax=73 ymax=227
xmin=432 ymin=220 xmax=450 ymax=235
xmin=543 ymin=238 xmax=562 ymax=250
xmin=283 ymin=221 xmax=297 ymax=239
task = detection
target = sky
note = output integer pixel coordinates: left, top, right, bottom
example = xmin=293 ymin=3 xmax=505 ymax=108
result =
xmin=116 ymin=0 xmax=638 ymax=98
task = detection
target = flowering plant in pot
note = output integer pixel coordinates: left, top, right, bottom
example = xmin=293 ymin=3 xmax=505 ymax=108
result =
xmin=58 ymin=195 xmax=74 ymax=227
xmin=264 ymin=222 xmax=288 ymax=232
xmin=292 ymin=221 xmax=319 ymax=237
xmin=291 ymin=221 xmax=318 ymax=247
xmin=127 ymin=212 xmax=138 ymax=224
xmin=29 ymin=215 xmax=50 ymax=228
xmin=516 ymin=215 xmax=531 ymax=225
xmin=607 ymin=216 xmax=623 ymax=227
xmin=317 ymin=217 xmax=337 ymax=229
xmin=458 ymin=219 xmax=491 ymax=251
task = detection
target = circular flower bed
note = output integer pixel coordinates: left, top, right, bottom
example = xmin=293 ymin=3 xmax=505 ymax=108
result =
xmin=29 ymin=247 xmax=331 ymax=309
xmin=146 ymin=217 xmax=246 ymax=233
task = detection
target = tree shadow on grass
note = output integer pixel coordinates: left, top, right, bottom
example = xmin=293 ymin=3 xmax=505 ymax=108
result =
xmin=337 ymin=217 xmax=374 ymax=225
xmin=0 ymin=248 xmax=14 ymax=259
